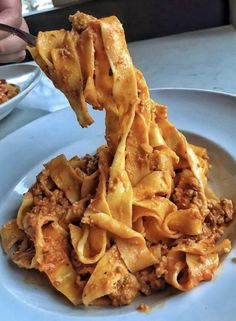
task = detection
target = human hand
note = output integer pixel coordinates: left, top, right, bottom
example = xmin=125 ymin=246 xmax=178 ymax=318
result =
xmin=0 ymin=0 xmax=29 ymax=63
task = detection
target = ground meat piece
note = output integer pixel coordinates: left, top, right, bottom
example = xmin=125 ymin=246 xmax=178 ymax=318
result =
xmin=30 ymin=181 xmax=44 ymax=203
xmin=84 ymin=154 xmax=99 ymax=175
xmin=69 ymin=11 xmax=97 ymax=33
xmin=79 ymin=154 xmax=99 ymax=175
xmin=135 ymin=243 xmax=168 ymax=296
xmin=206 ymin=199 xmax=234 ymax=225
xmin=135 ymin=266 xmax=166 ymax=296
xmin=172 ymin=169 xmax=206 ymax=212
xmin=137 ymin=303 xmax=151 ymax=312
xmin=24 ymin=183 xmax=72 ymax=240
xmin=188 ymin=198 xmax=234 ymax=243
xmin=204 ymin=198 xmax=234 ymax=241
xmin=155 ymin=255 xmax=168 ymax=278
xmin=31 ymin=189 xmax=70 ymax=217
xmin=109 ymin=273 xmax=140 ymax=306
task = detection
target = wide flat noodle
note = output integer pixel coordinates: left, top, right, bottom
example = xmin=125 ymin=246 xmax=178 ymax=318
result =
xmin=39 ymin=222 xmax=82 ymax=304
xmin=0 ymin=219 xmax=25 ymax=253
xmin=46 ymin=154 xmax=82 ymax=203
xmin=165 ymin=239 xmax=231 ymax=291
xmin=82 ymin=245 xmax=139 ymax=305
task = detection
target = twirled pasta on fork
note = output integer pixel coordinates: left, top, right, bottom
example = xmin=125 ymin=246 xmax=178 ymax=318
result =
xmin=1 ymin=12 xmax=234 ymax=307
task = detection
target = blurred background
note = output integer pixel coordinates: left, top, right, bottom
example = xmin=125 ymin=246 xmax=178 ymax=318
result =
xmin=21 ymin=0 xmax=236 ymax=95
xmin=23 ymin=0 xmax=232 ymax=42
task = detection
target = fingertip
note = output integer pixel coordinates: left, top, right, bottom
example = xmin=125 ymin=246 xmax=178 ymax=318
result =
xmin=14 ymin=50 xmax=26 ymax=62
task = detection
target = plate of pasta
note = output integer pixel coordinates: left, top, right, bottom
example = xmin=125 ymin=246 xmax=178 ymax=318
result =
xmin=0 ymin=63 xmax=41 ymax=120
xmin=0 ymin=87 xmax=236 ymax=321
xmin=0 ymin=11 xmax=236 ymax=321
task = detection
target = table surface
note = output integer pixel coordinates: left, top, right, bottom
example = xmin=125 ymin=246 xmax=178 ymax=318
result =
xmin=1 ymin=24 xmax=236 ymax=141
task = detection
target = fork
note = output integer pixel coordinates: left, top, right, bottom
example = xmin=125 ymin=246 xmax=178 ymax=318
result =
xmin=0 ymin=23 xmax=36 ymax=46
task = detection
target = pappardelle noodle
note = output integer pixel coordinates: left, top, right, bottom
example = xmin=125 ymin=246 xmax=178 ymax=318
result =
xmin=1 ymin=12 xmax=234 ymax=307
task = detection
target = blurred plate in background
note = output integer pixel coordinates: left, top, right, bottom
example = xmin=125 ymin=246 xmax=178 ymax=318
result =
xmin=0 ymin=63 xmax=41 ymax=120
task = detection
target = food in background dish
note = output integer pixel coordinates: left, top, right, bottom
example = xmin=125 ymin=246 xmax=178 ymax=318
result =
xmin=0 ymin=79 xmax=19 ymax=104
xmin=0 ymin=12 xmax=234 ymax=307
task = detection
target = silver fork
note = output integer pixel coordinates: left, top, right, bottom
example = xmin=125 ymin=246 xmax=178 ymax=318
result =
xmin=0 ymin=23 xmax=36 ymax=46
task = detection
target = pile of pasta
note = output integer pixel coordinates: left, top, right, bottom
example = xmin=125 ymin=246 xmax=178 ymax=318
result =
xmin=1 ymin=12 xmax=234 ymax=307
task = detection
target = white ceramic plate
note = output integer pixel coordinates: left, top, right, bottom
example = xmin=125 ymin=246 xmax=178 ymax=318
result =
xmin=0 ymin=63 xmax=41 ymax=120
xmin=0 ymin=89 xmax=235 ymax=321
